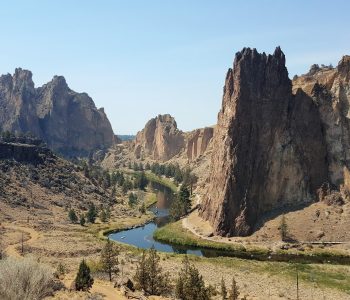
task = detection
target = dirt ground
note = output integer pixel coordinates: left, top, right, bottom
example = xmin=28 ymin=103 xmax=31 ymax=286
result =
xmin=1 ymin=197 xmax=350 ymax=300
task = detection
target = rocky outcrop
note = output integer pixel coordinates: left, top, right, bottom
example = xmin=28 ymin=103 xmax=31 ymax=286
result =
xmin=200 ymin=47 xmax=330 ymax=236
xmin=134 ymin=114 xmax=185 ymax=161
xmin=293 ymin=56 xmax=350 ymax=190
xmin=186 ymin=127 xmax=213 ymax=161
xmin=0 ymin=142 xmax=53 ymax=164
xmin=0 ymin=68 xmax=115 ymax=156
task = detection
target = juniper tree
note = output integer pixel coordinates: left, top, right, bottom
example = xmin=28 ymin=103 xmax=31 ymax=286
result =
xmin=175 ymin=256 xmax=210 ymax=300
xmin=227 ymin=277 xmax=239 ymax=300
xmin=221 ymin=277 xmax=227 ymax=300
xmin=68 ymin=209 xmax=78 ymax=223
xmin=100 ymin=238 xmax=119 ymax=281
xmin=75 ymin=260 xmax=94 ymax=291
xmin=280 ymin=214 xmax=288 ymax=241
xmin=134 ymin=247 xmax=170 ymax=295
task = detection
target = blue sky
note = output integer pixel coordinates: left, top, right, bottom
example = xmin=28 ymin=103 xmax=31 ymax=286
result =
xmin=1 ymin=1 xmax=349 ymax=134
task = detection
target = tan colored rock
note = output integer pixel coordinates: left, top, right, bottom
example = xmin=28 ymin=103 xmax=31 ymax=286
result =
xmin=186 ymin=127 xmax=213 ymax=161
xmin=0 ymin=69 xmax=115 ymax=156
xmin=134 ymin=114 xmax=185 ymax=161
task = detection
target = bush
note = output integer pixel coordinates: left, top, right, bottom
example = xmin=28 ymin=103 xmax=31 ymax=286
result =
xmin=0 ymin=257 xmax=57 ymax=300
xmin=75 ymin=259 xmax=94 ymax=291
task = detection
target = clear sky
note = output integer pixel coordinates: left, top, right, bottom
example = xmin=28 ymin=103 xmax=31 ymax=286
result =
xmin=0 ymin=1 xmax=349 ymax=134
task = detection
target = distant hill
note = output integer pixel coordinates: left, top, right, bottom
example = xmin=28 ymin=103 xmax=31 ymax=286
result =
xmin=117 ymin=135 xmax=135 ymax=141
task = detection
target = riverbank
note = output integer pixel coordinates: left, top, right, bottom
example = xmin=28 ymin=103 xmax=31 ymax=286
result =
xmin=154 ymin=219 xmax=350 ymax=265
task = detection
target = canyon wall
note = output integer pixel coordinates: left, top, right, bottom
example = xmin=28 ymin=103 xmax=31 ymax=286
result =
xmin=200 ymin=47 xmax=334 ymax=236
xmin=0 ymin=68 xmax=115 ymax=156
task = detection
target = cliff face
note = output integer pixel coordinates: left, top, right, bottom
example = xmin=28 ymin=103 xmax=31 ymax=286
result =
xmin=186 ymin=127 xmax=214 ymax=161
xmin=200 ymin=47 xmax=329 ymax=236
xmin=293 ymin=56 xmax=350 ymax=189
xmin=134 ymin=114 xmax=185 ymax=161
xmin=0 ymin=69 xmax=114 ymax=156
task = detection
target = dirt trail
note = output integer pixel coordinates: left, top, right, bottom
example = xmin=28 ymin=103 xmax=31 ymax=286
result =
xmin=63 ymin=277 xmax=126 ymax=300
xmin=4 ymin=223 xmax=40 ymax=258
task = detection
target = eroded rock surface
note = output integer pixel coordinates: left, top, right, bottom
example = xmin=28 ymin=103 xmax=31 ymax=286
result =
xmin=200 ymin=47 xmax=332 ymax=236
xmin=0 ymin=68 xmax=114 ymax=156
xmin=134 ymin=114 xmax=185 ymax=161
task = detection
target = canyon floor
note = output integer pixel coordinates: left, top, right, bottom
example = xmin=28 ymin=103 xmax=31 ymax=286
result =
xmin=1 ymin=198 xmax=350 ymax=300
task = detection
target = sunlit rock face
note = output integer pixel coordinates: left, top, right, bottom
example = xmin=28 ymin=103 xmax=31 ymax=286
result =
xmin=200 ymin=47 xmax=333 ymax=236
xmin=0 ymin=68 xmax=114 ymax=156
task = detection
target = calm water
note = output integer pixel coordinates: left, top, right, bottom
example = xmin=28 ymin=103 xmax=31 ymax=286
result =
xmin=109 ymin=181 xmax=206 ymax=256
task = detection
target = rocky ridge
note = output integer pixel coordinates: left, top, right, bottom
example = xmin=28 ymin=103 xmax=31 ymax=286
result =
xmin=199 ymin=47 xmax=350 ymax=237
xmin=0 ymin=68 xmax=115 ymax=157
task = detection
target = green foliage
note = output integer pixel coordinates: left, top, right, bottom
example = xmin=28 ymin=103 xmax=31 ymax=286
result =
xmin=100 ymin=209 xmax=108 ymax=223
xmin=134 ymin=171 xmax=149 ymax=190
xmin=227 ymin=277 xmax=239 ymax=300
xmin=221 ymin=277 xmax=227 ymax=300
xmin=280 ymin=214 xmax=288 ymax=241
xmin=100 ymin=238 xmax=119 ymax=281
xmin=75 ymin=260 xmax=94 ymax=291
xmin=128 ymin=193 xmax=138 ymax=207
xmin=134 ymin=247 xmax=170 ymax=295
xmin=139 ymin=202 xmax=146 ymax=214
xmin=175 ymin=256 xmax=211 ymax=300
xmin=170 ymin=185 xmax=191 ymax=220
xmin=79 ymin=215 xmax=86 ymax=226
xmin=87 ymin=203 xmax=98 ymax=223
xmin=68 ymin=209 xmax=78 ymax=223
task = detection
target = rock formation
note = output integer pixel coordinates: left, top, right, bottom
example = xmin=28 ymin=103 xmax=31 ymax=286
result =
xmin=186 ymin=127 xmax=214 ymax=161
xmin=200 ymin=47 xmax=333 ymax=236
xmin=134 ymin=114 xmax=185 ymax=161
xmin=0 ymin=68 xmax=115 ymax=156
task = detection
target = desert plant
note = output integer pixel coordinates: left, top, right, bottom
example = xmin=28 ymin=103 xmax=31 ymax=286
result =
xmin=134 ymin=247 xmax=170 ymax=295
xmin=221 ymin=277 xmax=227 ymax=300
xmin=0 ymin=257 xmax=57 ymax=300
xmin=100 ymin=238 xmax=119 ymax=281
xmin=280 ymin=214 xmax=288 ymax=241
xmin=175 ymin=256 xmax=211 ymax=300
xmin=68 ymin=209 xmax=78 ymax=223
xmin=75 ymin=259 xmax=94 ymax=291
xmin=227 ymin=277 xmax=239 ymax=300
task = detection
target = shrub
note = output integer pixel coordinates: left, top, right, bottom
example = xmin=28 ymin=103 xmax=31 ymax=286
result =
xmin=0 ymin=257 xmax=57 ymax=300
xmin=75 ymin=259 xmax=94 ymax=291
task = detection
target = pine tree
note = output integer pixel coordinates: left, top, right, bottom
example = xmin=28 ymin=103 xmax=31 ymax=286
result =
xmin=75 ymin=260 xmax=94 ymax=291
xmin=134 ymin=250 xmax=148 ymax=292
xmin=221 ymin=277 xmax=227 ymax=300
xmin=100 ymin=209 xmax=108 ymax=223
xmin=100 ymin=238 xmax=119 ymax=281
xmin=228 ymin=277 xmax=239 ymax=300
xmin=87 ymin=203 xmax=97 ymax=223
xmin=68 ymin=209 xmax=78 ymax=223
xmin=175 ymin=256 xmax=210 ymax=300
xmin=79 ymin=215 xmax=86 ymax=226
xmin=280 ymin=214 xmax=288 ymax=241
xmin=134 ymin=247 xmax=170 ymax=295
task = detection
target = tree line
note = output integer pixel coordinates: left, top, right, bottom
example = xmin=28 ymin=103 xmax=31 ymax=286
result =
xmin=74 ymin=242 xmax=241 ymax=300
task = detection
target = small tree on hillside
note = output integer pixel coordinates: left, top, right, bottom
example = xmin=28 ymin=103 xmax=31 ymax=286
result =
xmin=134 ymin=250 xmax=148 ymax=292
xmin=87 ymin=203 xmax=98 ymax=223
xmin=134 ymin=247 xmax=170 ymax=295
xmin=280 ymin=214 xmax=289 ymax=241
xmin=227 ymin=277 xmax=239 ymax=300
xmin=68 ymin=209 xmax=78 ymax=223
xmin=100 ymin=238 xmax=119 ymax=281
xmin=221 ymin=277 xmax=227 ymax=300
xmin=175 ymin=256 xmax=211 ymax=300
xmin=75 ymin=260 xmax=94 ymax=291
xmin=79 ymin=215 xmax=86 ymax=226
